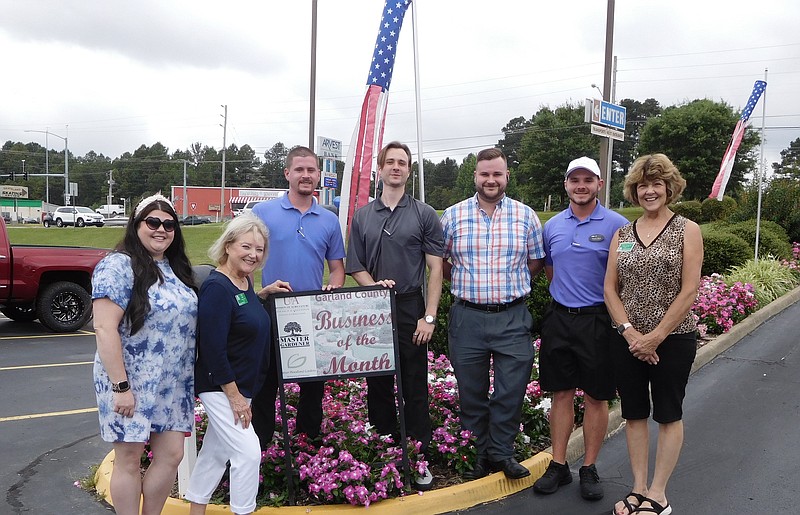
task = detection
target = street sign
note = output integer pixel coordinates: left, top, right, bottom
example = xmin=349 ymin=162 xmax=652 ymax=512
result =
xmin=0 ymin=185 xmax=29 ymax=198
xmin=591 ymin=123 xmax=625 ymax=142
xmin=591 ymin=99 xmax=627 ymax=131
xmin=317 ymin=136 xmax=342 ymax=160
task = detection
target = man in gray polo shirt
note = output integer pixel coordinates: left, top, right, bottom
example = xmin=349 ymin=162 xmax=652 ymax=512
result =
xmin=345 ymin=141 xmax=444 ymax=491
xmin=534 ymin=157 xmax=628 ymax=500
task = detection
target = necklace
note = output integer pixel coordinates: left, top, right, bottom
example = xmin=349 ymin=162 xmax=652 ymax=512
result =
xmin=638 ymin=218 xmax=663 ymax=239
xmin=219 ymin=268 xmax=247 ymax=289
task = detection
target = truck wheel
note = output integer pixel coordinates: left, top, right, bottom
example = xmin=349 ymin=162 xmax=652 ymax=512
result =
xmin=43 ymin=220 xmax=51 ymax=228
xmin=56 ymin=218 xmax=64 ymax=228
xmin=76 ymin=218 xmax=85 ymax=227
xmin=36 ymin=281 xmax=93 ymax=332
xmin=110 ymin=212 xmax=118 ymax=218
xmin=1 ymin=304 xmax=38 ymax=323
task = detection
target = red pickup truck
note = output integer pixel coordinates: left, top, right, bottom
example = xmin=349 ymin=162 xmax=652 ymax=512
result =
xmin=0 ymin=217 xmax=109 ymax=332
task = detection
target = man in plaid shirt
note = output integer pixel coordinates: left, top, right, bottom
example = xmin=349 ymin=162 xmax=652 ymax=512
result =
xmin=441 ymin=147 xmax=545 ymax=481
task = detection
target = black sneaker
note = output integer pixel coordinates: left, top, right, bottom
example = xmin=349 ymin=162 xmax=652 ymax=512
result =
xmin=578 ymin=464 xmax=604 ymax=500
xmin=533 ymin=460 xmax=572 ymax=494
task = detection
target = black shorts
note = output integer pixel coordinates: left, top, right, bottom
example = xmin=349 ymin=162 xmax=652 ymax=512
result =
xmin=611 ymin=332 xmax=697 ymax=423
xmin=538 ymin=305 xmax=616 ymax=401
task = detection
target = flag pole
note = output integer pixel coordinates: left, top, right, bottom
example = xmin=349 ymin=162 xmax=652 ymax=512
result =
xmin=754 ymin=68 xmax=768 ymax=262
xmin=411 ymin=0 xmax=425 ymax=202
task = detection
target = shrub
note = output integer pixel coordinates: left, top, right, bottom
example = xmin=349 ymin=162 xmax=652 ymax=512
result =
xmin=707 ymin=220 xmax=792 ymax=260
xmin=692 ymin=274 xmax=758 ymax=336
xmin=700 ymin=227 xmax=751 ymax=276
xmin=780 ymin=242 xmax=800 ymax=277
xmin=725 ymin=258 xmax=800 ymax=307
xmin=732 ymin=178 xmax=800 ymax=242
xmin=671 ymin=200 xmax=703 ymax=223
xmin=701 ymin=196 xmax=737 ymax=222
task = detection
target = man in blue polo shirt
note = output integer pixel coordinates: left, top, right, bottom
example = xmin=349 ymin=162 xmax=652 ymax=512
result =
xmin=533 ymin=157 xmax=627 ymax=500
xmin=250 ymin=145 xmax=346 ymax=449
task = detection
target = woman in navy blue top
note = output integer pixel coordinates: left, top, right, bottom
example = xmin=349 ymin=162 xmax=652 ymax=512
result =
xmin=185 ymin=215 xmax=286 ymax=515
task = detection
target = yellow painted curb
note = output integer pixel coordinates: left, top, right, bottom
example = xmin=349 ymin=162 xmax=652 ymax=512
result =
xmin=95 ymin=450 xmax=552 ymax=514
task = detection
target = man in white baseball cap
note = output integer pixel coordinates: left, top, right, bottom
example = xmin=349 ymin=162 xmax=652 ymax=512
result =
xmin=534 ymin=156 xmax=627 ymax=501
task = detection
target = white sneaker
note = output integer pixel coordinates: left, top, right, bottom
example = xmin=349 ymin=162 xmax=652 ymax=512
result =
xmin=412 ymin=466 xmax=434 ymax=491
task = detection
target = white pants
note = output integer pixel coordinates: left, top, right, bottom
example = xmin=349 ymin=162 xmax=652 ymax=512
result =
xmin=184 ymin=392 xmax=261 ymax=514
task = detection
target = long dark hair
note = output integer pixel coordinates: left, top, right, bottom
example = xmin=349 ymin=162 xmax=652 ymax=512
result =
xmin=115 ymin=199 xmax=195 ymax=334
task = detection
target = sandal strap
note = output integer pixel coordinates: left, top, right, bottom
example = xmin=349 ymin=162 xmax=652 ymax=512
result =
xmin=619 ymin=492 xmax=645 ymax=515
xmin=633 ymin=496 xmax=669 ymax=514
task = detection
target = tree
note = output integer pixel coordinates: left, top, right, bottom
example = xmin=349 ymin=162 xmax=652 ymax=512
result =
xmin=453 ymin=153 xmax=478 ymax=203
xmin=261 ymin=142 xmax=289 ymax=188
xmin=498 ymin=116 xmax=531 ymax=168
xmin=612 ymin=98 xmax=662 ymax=178
xmin=637 ymin=99 xmax=759 ymax=200
xmin=772 ymin=138 xmax=800 ymax=178
xmin=515 ymin=103 xmax=597 ymax=209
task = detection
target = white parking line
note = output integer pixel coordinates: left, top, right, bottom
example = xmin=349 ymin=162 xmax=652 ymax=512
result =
xmin=0 ymin=361 xmax=93 ymax=371
xmin=0 ymin=407 xmax=98 ymax=423
xmin=0 ymin=330 xmax=94 ymax=341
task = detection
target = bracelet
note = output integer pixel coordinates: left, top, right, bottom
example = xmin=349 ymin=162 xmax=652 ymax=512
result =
xmin=112 ymin=380 xmax=130 ymax=393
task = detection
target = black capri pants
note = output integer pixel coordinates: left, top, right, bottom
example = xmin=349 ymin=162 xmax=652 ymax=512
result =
xmin=611 ymin=332 xmax=697 ymax=424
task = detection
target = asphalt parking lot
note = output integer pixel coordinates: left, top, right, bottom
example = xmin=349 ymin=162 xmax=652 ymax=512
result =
xmin=0 ymin=317 xmax=111 ymax=514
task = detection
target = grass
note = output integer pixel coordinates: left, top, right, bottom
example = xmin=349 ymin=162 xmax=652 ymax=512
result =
xmin=7 ymin=204 xmax=641 ymax=287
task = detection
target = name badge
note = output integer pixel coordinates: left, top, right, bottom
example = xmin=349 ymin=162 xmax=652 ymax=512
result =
xmin=589 ymin=234 xmax=605 ymax=242
xmin=617 ymin=242 xmax=635 ymax=253
xmin=235 ymin=293 xmax=248 ymax=306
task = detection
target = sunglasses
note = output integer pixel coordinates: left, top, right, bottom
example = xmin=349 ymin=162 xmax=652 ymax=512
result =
xmin=143 ymin=216 xmax=177 ymax=232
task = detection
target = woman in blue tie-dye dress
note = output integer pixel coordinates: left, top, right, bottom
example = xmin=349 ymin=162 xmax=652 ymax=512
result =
xmin=92 ymin=194 xmax=198 ymax=515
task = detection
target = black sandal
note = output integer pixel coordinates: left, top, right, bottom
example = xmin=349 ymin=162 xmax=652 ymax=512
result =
xmin=612 ymin=492 xmax=646 ymax=515
xmin=632 ymin=496 xmax=672 ymax=515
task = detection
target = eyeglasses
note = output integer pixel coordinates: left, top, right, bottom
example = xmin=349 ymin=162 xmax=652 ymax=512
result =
xmin=143 ymin=217 xmax=176 ymax=232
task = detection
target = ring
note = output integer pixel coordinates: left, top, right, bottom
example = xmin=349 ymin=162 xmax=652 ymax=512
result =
xmin=240 ymin=414 xmax=245 ymax=419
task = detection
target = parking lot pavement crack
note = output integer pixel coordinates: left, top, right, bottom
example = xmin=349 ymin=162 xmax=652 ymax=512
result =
xmin=5 ymin=433 xmax=98 ymax=513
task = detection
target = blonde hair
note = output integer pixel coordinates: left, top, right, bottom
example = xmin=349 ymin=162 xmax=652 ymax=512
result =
xmin=623 ymin=153 xmax=687 ymax=205
xmin=207 ymin=215 xmax=269 ymax=267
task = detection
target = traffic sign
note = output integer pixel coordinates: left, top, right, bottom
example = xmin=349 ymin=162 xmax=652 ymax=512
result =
xmin=590 ymin=99 xmax=626 ymax=131
xmin=591 ymin=123 xmax=625 ymax=142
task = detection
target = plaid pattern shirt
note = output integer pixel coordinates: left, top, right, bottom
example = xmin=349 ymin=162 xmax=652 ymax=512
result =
xmin=441 ymin=194 xmax=544 ymax=304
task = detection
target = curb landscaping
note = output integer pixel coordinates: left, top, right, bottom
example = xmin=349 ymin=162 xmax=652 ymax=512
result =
xmin=95 ymin=285 xmax=800 ymax=514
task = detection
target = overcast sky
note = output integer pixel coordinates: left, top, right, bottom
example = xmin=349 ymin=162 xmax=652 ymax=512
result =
xmin=1 ymin=0 xmax=798 ymax=171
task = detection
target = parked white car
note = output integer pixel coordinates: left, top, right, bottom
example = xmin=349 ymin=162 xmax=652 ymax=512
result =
xmin=96 ymin=204 xmax=125 ymax=218
xmin=52 ymin=206 xmax=105 ymax=227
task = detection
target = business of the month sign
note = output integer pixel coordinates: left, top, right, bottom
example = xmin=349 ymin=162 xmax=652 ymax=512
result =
xmin=273 ymin=287 xmax=396 ymax=380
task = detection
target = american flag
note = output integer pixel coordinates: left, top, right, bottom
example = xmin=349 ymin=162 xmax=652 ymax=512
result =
xmin=709 ymin=80 xmax=767 ymax=200
xmin=339 ymin=0 xmax=411 ymax=238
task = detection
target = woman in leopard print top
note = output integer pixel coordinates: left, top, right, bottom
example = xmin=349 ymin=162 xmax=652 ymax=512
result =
xmin=604 ymin=154 xmax=703 ymax=515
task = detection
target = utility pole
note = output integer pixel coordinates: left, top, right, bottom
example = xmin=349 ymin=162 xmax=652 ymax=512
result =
xmin=182 ymin=159 xmax=197 ymax=220
xmin=107 ymin=170 xmax=114 ymax=208
xmin=599 ymin=0 xmax=615 ymax=205
xmin=309 ymin=0 xmax=318 ymax=148
xmin=45 ymin=129 xmax=50 ymax=204
xmin=220 ymin=105 xmax=227 ymax=222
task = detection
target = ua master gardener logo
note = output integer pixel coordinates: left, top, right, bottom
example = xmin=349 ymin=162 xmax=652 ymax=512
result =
xmin=280 ymin=321 xmax=311 ymax=348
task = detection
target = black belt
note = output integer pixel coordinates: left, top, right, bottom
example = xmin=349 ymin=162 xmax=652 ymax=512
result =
xmin=457 ymin=296 xmax=526 ymax=313
xmin=395 ymin=288 xmax=422 ymax=300
xmin=551 ymin=300 xmax=607 ymax=315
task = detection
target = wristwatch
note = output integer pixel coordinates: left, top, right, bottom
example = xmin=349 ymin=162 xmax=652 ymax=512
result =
xmin=616 ymin=322 xmax=632 ymax=335
xmin=112 ymin=380 xmax=130 ymax=393
xmin=424 ymin=314 xmax=436 ymax=325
